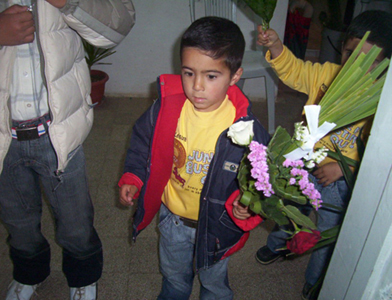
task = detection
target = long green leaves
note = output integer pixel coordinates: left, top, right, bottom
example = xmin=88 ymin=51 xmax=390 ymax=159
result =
xmin=83 ymin=39 xmax=116 ymax=70
xmin=318 ymin=31 xmax=390 ymax=130
xmin=242 ymin=0 xmax=277 ymax=30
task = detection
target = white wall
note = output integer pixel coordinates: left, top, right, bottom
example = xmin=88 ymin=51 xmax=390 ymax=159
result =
xmin=95 ymin=0 xmax=288 ymax=99
xmin=319 ymin=55 xmax=392 ymax=300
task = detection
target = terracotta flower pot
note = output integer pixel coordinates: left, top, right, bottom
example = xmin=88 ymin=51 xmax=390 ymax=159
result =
xmin=90 ymin=69 xmax=109 ymax=106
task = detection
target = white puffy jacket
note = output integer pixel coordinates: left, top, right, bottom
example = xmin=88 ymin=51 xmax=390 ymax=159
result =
xmin=0 ymin=0 xmax=135 ymax=173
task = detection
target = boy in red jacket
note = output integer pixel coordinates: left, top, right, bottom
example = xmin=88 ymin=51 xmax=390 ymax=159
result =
xmin=119 ymin=17 xmax=270 ymax=299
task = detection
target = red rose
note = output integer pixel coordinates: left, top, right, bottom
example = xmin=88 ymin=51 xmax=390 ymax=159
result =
xmin=286 ymin=230 xmax=321 ymax=254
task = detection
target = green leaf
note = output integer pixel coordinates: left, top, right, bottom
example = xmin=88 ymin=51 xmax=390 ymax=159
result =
xmin=319 ymin=225 xmax=341 ymax=240
xmin=250 ymin=200 xmax=262 ymax=214
xmin=356 ymin=128 xmax=367 ymax=162
xmin=242 ymin=0 xmax=277 ymax=30
xmin=267 ymin=126 xmax=294 ymax=163
xmin=83 ymin=39 xmax=116 ymax=70
xmin=282 ymin=205 xmax=317 ymax=230
xmin=319 ymin=202 xmax=345 ymax=212
xmin=265 ymin=209 xmax=289 ymax=226
xmin=312 ymin=236 xmax=337 ymax=250
xmin=237 ymin=153 xmax=251 ymax=191
xmin=333 ymin=143 xmax=354 ymax=190
xmin=311 ymin=226 xmax=342 ymax=251
xmin=239 ymin=191 xmax=252 ymax=206
xmin=322 ymin=32 xmax=370 ymax=98
xmin=260 ymin=195 xmax=290 ymax=225
xmin=326 ymin=149 xmax=358 ymax=168
xmin=271 ymin=178 xmax=308 ymax=205
xmin=317 ymin=32 xmax=389 ymax=131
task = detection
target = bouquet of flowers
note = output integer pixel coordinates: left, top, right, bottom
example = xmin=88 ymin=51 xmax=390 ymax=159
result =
xmin=228 ymin=32 xmax=390 ymax=254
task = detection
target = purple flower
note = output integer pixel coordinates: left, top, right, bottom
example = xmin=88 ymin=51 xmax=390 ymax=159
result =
xmin=283 ymin=159 xmax=293 ymax=168
xmin=248 ymin=141 xmax=274 ymax=197
xmin=311 ymin=199 xmax=323 ymax=211
xmin=282 ymin=158 xmax=322 ymax=209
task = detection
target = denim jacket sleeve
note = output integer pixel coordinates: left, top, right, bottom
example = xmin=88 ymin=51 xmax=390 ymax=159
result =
xmin=121 ymin=99 xmax=160 ymax=187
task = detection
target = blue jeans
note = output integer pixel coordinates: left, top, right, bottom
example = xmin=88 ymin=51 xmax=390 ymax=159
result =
xmin=266 ymin=174 xmax=350 ymax=286
xmin=157 ymin=204 xmax=233 ymax=300
xmin=0 ymin=115 xmax=102 ymax=287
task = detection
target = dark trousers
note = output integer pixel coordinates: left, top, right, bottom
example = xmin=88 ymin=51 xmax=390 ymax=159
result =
xmin=0 ymin=114 xmax=103 ymax=287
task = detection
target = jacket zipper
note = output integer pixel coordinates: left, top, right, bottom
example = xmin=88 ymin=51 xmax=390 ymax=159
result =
xmin=32 ymin=0 xmax=61 ymax=172
xmin=195 ymin=115 xmax=250 ymax=268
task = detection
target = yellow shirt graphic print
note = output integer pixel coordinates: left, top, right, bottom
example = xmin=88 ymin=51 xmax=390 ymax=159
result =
xmin=162 ymin=96 xmax=235 ymax=220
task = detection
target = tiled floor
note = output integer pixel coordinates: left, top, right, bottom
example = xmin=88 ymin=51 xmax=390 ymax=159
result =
xmin=0 ymin=83 xmax=310 ymax=300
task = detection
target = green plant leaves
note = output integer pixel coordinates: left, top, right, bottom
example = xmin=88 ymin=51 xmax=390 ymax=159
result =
xmin=282 ymin=205 xmax=317 ymax=230
xmin=267 ymin=126 xmax=296 ymax=163
xmin=318 ymin=32 xmax=389 ymax=131
xmin=83 ymin=39 xmax=116 ymax=70
xmin=242 ymin=0 xmax=277 ymax=30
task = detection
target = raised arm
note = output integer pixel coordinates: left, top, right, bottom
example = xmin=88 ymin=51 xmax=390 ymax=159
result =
xmin=257 ymin=26 xmax=283 ymax=59
xmin=58 ymin=0 xmax=136 ymax=48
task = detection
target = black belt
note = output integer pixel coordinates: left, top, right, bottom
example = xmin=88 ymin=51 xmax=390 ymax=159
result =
xmin=12 ymin=119 xmax=51 ymax=141
xmin=179 ymin=217 xmax=198 ymax=229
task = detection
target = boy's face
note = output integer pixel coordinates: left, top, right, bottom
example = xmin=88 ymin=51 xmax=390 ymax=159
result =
xmin=341 ymin=38 xmax=385 ymax=70
xmin=181 ymin=47 xmax=242 ymax=112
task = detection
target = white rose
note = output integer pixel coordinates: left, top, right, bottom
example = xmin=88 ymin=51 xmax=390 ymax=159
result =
xmin=227 ymin=120 xmax=254 ymax=146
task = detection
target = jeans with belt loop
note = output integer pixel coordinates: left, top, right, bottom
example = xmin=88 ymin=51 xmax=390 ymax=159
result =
xmin=0 ymin=114 xmax=103 ymax=287
xmin=157 ymin=204 xmax=233 ymax=300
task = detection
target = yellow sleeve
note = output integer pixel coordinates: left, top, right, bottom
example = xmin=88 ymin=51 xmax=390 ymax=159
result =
xmin=266 ymin=46 xmax=341 ymax=105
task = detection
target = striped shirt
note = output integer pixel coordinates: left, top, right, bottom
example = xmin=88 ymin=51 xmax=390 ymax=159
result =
xmin=10 ymin=0 xmax=49 ymax=121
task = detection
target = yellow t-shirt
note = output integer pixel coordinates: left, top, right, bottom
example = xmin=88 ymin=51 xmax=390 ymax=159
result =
xmin=162 ymin=96 xmax=236 ymax=220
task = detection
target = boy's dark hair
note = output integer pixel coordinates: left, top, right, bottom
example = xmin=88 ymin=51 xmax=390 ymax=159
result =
xmin=344 ymin=10 xmax=392 ymax=59
xmin=180 ymin=16 xmax=245 ymax=76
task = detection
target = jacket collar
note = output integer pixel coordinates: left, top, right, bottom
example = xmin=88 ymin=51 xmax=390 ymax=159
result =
xmin=158 ymin=74 xmax=250 ymax=121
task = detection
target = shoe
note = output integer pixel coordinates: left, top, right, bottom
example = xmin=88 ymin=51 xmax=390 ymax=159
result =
xmin=70 ymin=282 xmax=97 ymax=300
xmin=255 ymin=245 xmax=289 ymax=265
xmin=6 ymin=280 xmax=38 ymax=300
xmin=301 ymin=282 xmax=320 ymax=300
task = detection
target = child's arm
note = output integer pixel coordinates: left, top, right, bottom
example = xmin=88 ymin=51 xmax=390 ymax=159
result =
xmin=257 ymin=26 xmax=283 ymax=59
xmin=118 ymin=100 xmax=160 ymax=203
xmin=313 ymin=162 xmax=343 ymax=187
xmin=119 ymin=184 xmax=138 ymax=206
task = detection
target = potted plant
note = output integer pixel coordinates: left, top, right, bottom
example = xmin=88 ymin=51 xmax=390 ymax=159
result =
xmin=83 ymin=39 xmax=116 ymax=106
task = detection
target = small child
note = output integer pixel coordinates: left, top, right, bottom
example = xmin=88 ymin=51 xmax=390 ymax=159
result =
xmin=118 ymin=17 xmax=270 ymax=299
xmin=255 ymin=10 xmax=392 ymax=300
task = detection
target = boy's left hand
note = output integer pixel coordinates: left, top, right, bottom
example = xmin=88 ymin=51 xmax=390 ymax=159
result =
xmin=313 ymin=162 xmax=343 ymax=187
xmin=232 ymin=195 xmax=252 ymax=220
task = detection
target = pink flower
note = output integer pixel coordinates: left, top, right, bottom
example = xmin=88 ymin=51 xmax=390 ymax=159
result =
xmin=248 ymin=141 xmax=274 ymax=197
xmin=311 ymin=198 xmax=323 ymax=211
xmin=283 ymin=159 xmax=293 ymax=168
xmin=283 ymin=159 xmax=322 ymax=209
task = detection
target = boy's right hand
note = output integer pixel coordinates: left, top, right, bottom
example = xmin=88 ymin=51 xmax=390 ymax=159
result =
xmin=313 ymin=162 xmax=343 ymax=187
xmin=257 ymin=26 xmax=283 ymax=59
xmin=0 ymin=5 xmax=35 ymax=46
xmin=119 ymin=184 xmax=138 ymax=206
